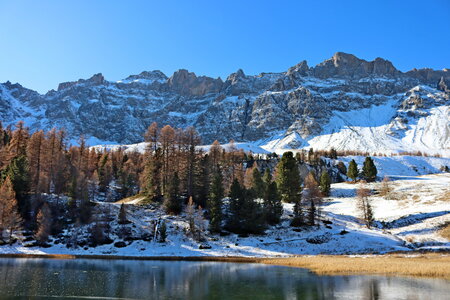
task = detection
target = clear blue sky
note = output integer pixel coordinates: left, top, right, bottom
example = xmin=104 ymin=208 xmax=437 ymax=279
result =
xmin=1 ymin=0 xmax=449 ymax=93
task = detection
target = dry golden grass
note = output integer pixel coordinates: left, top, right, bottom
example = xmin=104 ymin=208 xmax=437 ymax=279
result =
xmin=439 ymin=223 xmax=450 ymax=240
xmin=258 ymin=254 xmax=450 ymax=280
xmin=436 ymin=189 xmax=450 ymax=202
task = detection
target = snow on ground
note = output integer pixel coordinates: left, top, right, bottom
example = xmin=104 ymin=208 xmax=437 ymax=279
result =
xmin=1 ymin=173 xmax=449 ymax=258
xmin=92 ymin=141 xmax=270 ymax=155
xmin=335 ymin=155 xmax=450 ymax=177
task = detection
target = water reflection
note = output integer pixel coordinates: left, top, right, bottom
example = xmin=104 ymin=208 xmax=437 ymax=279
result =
xmin=0 ymin=258 xmax=448 ymax=299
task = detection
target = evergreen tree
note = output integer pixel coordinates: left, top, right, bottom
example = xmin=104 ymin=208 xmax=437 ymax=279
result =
xmin=276 ymin=152 xmax=302 ymax=226
xmin=194 ymin=155 xmax=210 ymax=208
xmin=226 ymin=178 xmax=266 ymax=234
xmin=319 ymin=171 xmax=331 ymax=197
xmin=208 ymin=168 xmax=223 ymax=233
xmin=347 ymin=159 xmax=359 ymax=182
xmin=263 ymin=169 xmax=283 ymax=225
xmin=2 ymin=155 xmax=30 ymax=218
xmin=164 ymin=172 xmax=182 ymax=215
xmin=362 ymin=156 xmax=377 ymax=182
xmin=226 ymin=178 xmax=244 ymax=232
xmin=141 ymin=148 xmax=163 ymax=202
xmin=251 ymin=167 xmax=265 ymax=199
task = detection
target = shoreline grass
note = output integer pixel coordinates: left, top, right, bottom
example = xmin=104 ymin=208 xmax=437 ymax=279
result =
xmin=0 ymin=253 xmax=449 ymax=280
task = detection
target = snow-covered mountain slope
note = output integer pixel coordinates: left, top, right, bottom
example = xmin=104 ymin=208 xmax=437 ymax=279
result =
xmin=1 ymin=52 xmax=449 ymax=154
xmin=259 ymin=87 xmax=449 ymax=155
xmin=2 ymin=173 xmax=449 ymax=256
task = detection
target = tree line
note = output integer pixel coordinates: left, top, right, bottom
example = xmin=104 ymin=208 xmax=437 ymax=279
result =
xmin=0 ymin=120 xmax=339 ymax=244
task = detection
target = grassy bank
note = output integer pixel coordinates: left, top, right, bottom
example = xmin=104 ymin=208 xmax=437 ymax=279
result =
xmin=1 ymin=253 xmax=449 ymax=280
xmin=258 ymin=254 xmax=450 ymax=280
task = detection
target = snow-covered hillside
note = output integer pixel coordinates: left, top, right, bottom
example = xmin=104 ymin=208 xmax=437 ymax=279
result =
xmin=1 ymin=173 xmax=448 ymax=257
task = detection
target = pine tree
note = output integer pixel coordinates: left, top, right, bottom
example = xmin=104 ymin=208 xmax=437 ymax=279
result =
xmin=276 ymin=152 xmax=302 ymax=226
xmin=193 ymin=155 xmax=210 ymax=208
xmin=164 ymin=172 xmax=182 ymax=215
xmin=251 ymin=167 xmax=265 ymax=199
xmin=2 ymin=155 xmax=30 ymax=219
xmin=362 ymin=156 xmax=377 ymax=182
xmin=141 ymin=148 xmax=162 ymax=202
xmin=347 ymin=159 xmax=359 ymax=182
xmin=227 ymin=178 xmax=244 ymax=232
xmin=263 ymin=169 xmax=282 ymax=225
xmin=208 ymin=168 xmax=224 ymax=233
xmin=35 ymin=203 xmax=52 ymax=244
xmin=319 ymin=171 xmax=331 ymax=197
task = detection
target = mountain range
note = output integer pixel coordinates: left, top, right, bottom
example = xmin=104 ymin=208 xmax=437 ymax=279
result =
xmin=0 ymin=52 xmax=449 ymax=154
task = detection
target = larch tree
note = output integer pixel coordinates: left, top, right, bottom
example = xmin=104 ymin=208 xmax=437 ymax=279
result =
xmin=304 ymin=171 xmax=323 ymax=226
xmin=0 ymin=177 xmax=22 ymax=243
xmin=144 ymin=122 xmax=160 ymax=153
xmin=27 ymin=130 xmax=46 ymax=195
xmin=7 ymin=121 xmax=29 ymax=159
xmin=356 ymin=184 xmax=374 ymax=228
xmin=118 ymin=203 xmax=128 ymax=224
xmin=159 ymin=125 xmax=176 ymax=195
xmin=379 ymin=176 xmax=392 ymax=199
xmin=35 ymin=203 xmax=52 ymax=244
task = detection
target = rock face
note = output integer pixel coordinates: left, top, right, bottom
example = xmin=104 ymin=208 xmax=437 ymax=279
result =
xmin=313 ymin=52 xmax=400 ymax=78
xmin=0 ymin=52 xmax=449 ymax=150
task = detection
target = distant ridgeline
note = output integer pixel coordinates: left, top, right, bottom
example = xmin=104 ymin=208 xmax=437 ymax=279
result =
xmin=0 ymin=52 xmax=448 ymax=154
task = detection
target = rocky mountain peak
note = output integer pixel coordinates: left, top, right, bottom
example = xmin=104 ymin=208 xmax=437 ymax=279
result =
xmin=57 ymin=73 xmax=105 ymax=91
xmin=313 ymin=52 xmax=400 ymax=78
xmin=226 ymin=69 xmax=246 ymax=82
xmin=287 ymin=60 xmax=309 ymax=76
xmin=125 ymin=70 xmax=168 ymax=82
xmin=168 ymin=69 xmax=223 ymax=96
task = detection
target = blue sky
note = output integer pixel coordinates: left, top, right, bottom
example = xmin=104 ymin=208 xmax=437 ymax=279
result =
xmin=1 ymin=0 xmax=449 ymax=93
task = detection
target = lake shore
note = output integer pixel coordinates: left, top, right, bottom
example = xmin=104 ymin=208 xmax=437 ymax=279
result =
xmin=1 ymin=252 xmax=449 ymax=280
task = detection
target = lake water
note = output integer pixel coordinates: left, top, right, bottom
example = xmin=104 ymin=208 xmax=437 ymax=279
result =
xmin=0 ymin=258 xmax=449 ymax=299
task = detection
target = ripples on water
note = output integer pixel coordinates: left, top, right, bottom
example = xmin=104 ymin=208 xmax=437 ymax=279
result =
xmin=0 ymin=258 xmax=449 ymax=299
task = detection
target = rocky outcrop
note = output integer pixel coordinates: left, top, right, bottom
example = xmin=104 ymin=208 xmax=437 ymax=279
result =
xmin=438 ymin=76 xmax=450 ymax=93
xmin=57 ymin=73 xmax=105 ymax=91
xmin=168 ymin=69 xmax=223 ymax=96
xmin=313 ymin=52 xmax=400 ymax=79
